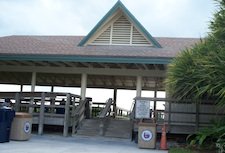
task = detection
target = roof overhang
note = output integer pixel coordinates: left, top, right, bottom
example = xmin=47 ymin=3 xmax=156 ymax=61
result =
xmin=0 ymin=54 xmax=172 ymax=64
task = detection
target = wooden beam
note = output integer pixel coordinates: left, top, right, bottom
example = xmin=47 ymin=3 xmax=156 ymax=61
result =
xmin=62 ymin=62 xmax=77 ymax=67
xmin=117 ymin=63 xmax=127 ymax=69
xmin=93 ymin=63 xmax=107 ymax=68
xmin=34 ymin=61 xmax=50 ymax=66
xmin=19 ymin=61 xmax=35 ymax=66
xmin=80 ymin=62 xmax=93 ymax=68
xmin=135 ymin=64 xmax=143 ymax=70
xmin=4 ymin=61 xmax=20 ymax=65
xmin=153 ymin=64 xmax=159 ymax=70
xmin=142 ymin=64 xmax=149 ymax=70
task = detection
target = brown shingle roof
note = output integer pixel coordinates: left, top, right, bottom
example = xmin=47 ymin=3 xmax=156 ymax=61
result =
xmin=0 ymin=35 xmax=199 ymax=58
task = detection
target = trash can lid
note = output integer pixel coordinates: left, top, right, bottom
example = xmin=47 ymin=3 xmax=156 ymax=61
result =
xmin=15 ymin=112 xmax=32 ymax=118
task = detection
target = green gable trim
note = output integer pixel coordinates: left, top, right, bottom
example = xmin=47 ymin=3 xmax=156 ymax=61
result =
xmin=0 ymin=54 xmax=171 ymax=64
xmin=78 ymin=0 xmax=161 ymax=48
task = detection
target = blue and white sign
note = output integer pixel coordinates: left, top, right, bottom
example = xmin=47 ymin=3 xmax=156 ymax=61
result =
xmin=23 ymin=122 xmax=31 ymax=133
xmin=141 ymin=130 xmax=153 ymax=141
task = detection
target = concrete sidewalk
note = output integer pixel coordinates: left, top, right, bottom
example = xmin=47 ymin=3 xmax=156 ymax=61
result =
xmin=0 ymin=134 xmax=168 ymax=153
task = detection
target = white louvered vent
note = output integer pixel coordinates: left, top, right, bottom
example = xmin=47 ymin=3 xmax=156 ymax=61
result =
xmin=112 ymin=15 xmax=131 ymax=44
xmin=91 ymin=15 xmax=152 ymax=46
xmin=92 ymin=26 xmax=111 ymax=44
xmin=132 ymin=27 xmax=149 ymax=45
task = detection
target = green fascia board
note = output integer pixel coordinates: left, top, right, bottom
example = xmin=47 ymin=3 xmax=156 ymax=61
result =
xmin=78 ymin=0 xmax=161 ymax=48
xmin=0 ymin=54 xmax=171 ymax=64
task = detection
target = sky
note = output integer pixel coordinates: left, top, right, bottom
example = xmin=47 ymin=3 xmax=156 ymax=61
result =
xmin=0 ymin=0 xmax=215 ymax=38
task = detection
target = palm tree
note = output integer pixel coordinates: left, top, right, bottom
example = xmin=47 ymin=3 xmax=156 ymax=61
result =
xmin=166 ymin=0 xmax=225 ymax=106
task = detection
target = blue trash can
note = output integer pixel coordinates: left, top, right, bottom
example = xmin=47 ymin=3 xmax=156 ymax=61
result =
xmin=0 ymin=108 xmax=15 ymax=143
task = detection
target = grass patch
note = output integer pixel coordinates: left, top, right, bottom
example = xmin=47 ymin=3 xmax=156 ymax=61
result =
xmin=169 ymin=147 xmax=216 ymax=153
xmin=169 ymin=147 xmax=198 ymax=153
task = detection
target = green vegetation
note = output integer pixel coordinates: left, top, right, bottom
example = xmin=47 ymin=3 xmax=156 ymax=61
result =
xmin=166 ymin=0 xmax=225 ymax=106
xmin=169 ymin=147 xmax=197 ymax=153
xmin=187 ymin=118 xmax=225 ymax=150
xmin=165 ymin=0 xmax=225 ymax=152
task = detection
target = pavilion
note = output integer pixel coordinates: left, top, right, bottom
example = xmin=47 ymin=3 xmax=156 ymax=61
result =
xmin=0 ymin=1 xmax=201 ymax=137
xmin=0 ymin=1 xmax=198 ymax=100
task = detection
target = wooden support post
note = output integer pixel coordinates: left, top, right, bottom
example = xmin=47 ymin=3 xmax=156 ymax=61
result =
xmin=29 ymin=72 xmax=36 ymax=113
xmin=51 ymin=86 xmax=54 ymax=92
xmin=72 ymin=96 xmax=76 ymax=135
xmin=38 ymin=92 xmax=45 ymax=135
xmin=136 ymin=76 xmax=142 ymax=97
xmin=63 ymin=93 xmax=70 ymax=137
xmin=80 ymin=73 xmax=87 ymax=100
xmin=168 ymin=101 xmax=171 ymax=132
xmin=31 ymin=72 xmax=36 ymax=92
xmin=113 ymin=88 xmax=117 ymax=118
xmin=50 ymin=86 xmax=55 ymax=114
xmin=50 ymin=98 xmax=55 ymax=114
xmin=20 ymin=85 xmax=23 ymax=92
xmin=153 ymin=81 xmax=157 ymax=119
xmin=196 ymin=102 xmax=199 ymax=131
xmin=14 ymin=92 xmax=20 ymax=112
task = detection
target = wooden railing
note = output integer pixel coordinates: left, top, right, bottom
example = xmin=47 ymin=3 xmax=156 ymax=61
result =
xmin=0 ymin=92 xmax=82 ymax=136
xmin=133 ymin=97 xmax=225 ymax=134
xmin=72 ymin=98 xmax=91 ymax=134
xmin=91 ymin=102 xmax=131 ymax=118
xmin=98 ymin=98 xmax=113 ymax=136
xmin=98 ymin=98 xmax=113 ymax=118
